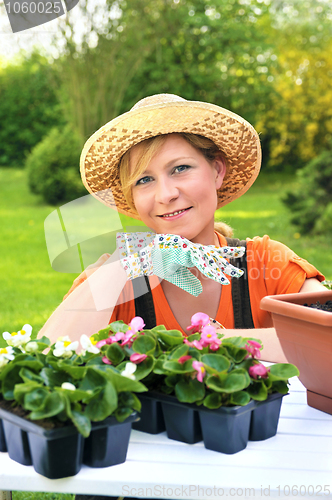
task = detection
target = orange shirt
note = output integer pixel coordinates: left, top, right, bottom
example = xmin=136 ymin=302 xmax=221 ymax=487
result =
xmin=109 ymin=233 xmax=325 ymax=333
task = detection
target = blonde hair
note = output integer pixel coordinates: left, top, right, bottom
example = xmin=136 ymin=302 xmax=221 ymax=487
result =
xmin=119 ymin=133 xmax=233 ymax=237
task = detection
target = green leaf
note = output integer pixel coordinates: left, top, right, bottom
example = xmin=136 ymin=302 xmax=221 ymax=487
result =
xmin=109 ymin=320 xmax=129 ymax=334
xmin=16 ymin=358 xmax=44 ymax=372
xmin=131 ymin=356 xmax=154 ymax=381
xmin=153 ymin=354 xmax=170 ymax=375
xmin=247 ymin=380 xmax=268 ymax=401
xmin=200 ymin=354 xmax=230 ymax=374
xmin=29 ymin=392 xmax=65 ymax=419
xmin=71 ymin=411 xmax=91 ymax=438
xmin=156 ymin=330 xmax=184 ymax=347
xmin=118 ymin=391 xmax=141 ymax=412
xmin=3 ymin=365 xmax=23 ymax=400
xmin=175 ymin=377 xmax=205 ymax=403
xmin=85 ymin=381 xmax=118 ymax=421
xmin=13 ymin=382 xmax=42 ymax=405
xmin=101 ymin=366 xmax=147 ymax=393
xmin=114 ymin=406 xmax=134 ymax=422
xmin=206 ymin=369 xmax=250 ymax=394
xmin=24 ymin=387 xmax=50 ymax=411
xmin=106 ymin=343 xmax=125 ymax=365
xmin=132 ymin=335 xmax=156 ymax=355
xmin=269 ymin=363 xmax=299 ymax=380
xmin=19 ymin=367 xmax=44 ymax=384
xmin=35 ymin=336 xmax=51 ymax=346
xmin=229 ymin=391 xmax=251 ymax=406
xmin=169 ymin=344 xmax=189 ymax=359
xmin=203 ymin=392 xmax=222 ymax=409
xmin=271 ymin=380 xmax=289 ymax=394
xmin=164 ymin=374 xmax=180 ymax=388
xmin=57 ymin=360 xmax=87 ymax=380
xmin=39 ymin=367 xmax=69 ymax=388
xmin=221 ymin=344 xmax=248 ymax=363
xmin=163 ymin=359 xmax=194 ymax=374
xmin=78 ymin=367 xmax=106 ymax=392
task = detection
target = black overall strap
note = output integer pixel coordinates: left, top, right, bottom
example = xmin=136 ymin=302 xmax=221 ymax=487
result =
xmin=225 ymin=237 xmax=254 ymax=329
xmin=132 ymin=276 xmax=157 ymax=329
xmin=132 ymin=238 xmax=254 ymax=330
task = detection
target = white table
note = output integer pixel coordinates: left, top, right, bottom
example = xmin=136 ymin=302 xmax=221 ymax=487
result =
xmin=0 ymin=377 xmax=332 ymax=499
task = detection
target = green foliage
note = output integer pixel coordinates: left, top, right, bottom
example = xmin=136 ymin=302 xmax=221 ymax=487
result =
xmin=283 ymin=147 xmax=332 ymax=234
xmin=92 ymin=318 xmax=298 ymax=409
xmin=26 ymin=125 xmax=85 ymax=205
xmin=0 ymin=53 xmax=63 ymax=167
xmin=0 ymin=334 xmax=146 ymax=436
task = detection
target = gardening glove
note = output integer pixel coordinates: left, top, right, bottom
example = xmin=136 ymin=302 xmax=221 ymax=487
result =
xmin=116 ymin=232 xmax=245 ymax=297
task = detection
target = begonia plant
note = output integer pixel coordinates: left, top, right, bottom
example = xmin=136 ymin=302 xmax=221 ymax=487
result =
xmin=0 ymin=324 xmax=147 ymax=437
xmin=91 ymin=312 xmax=300 ymax=409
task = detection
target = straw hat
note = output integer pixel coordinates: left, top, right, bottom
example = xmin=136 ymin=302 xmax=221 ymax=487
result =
xmin=80 ymin=93 xmax=261 ymax=219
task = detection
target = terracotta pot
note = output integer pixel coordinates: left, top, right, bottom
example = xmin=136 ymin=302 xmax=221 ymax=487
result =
xmin=260 ymin=290 xmax=332 ymax=415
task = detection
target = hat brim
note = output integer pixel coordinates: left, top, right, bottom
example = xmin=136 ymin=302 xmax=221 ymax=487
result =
xmin=80 ymin=99 xmax=261 ymax=219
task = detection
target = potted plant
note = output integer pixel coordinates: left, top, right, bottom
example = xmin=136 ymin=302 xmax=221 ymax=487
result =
xmin=0 ymin=324 xmax=147 ymax=478
xmin=92 ymin=312 xmax=299 ymax=454
xmin=260 ymin=288 xmax=332 ymax=415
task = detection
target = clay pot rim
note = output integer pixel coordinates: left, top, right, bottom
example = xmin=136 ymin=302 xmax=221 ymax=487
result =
xmin=260 ymin=290 xmax=332 ymax=327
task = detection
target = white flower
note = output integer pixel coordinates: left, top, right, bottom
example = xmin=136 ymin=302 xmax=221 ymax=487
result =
xmin=53 ymin=336 xmax=79 ymax=358
xmin=0 ymin=346 xmax=15 ymax=368
xmin=121 ymin=362 xmax=137 ymax=380
xmin=3 ymin=324 xmax=32 ymax=347
xmin=25 ymin=341 xmax=38 ymax=353
xmin=61 ymin=382 xmax=76 ymax=391
xmin=80 ymin=335 xmax=100 ymax=354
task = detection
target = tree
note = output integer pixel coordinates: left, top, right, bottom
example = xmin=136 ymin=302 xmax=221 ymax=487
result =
xmin=0 ymin=52 xmax=63 ymax=166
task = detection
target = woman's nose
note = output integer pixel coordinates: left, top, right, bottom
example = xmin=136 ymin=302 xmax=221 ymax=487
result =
xmin=154 ymin=177 xmax=179 ymax=204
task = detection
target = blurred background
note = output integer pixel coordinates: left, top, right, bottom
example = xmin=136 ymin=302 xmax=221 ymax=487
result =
xmin=1 ymin=0 xmax=332 ymax=336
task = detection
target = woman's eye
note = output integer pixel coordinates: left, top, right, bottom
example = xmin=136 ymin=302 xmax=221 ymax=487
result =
xmin=173 ymin=164 xmax=191 ymax=174
xmin=135 ymin=176 xmax=153 ymax=186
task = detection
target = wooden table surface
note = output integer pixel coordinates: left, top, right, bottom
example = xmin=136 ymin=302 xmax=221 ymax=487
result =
xmin=0 ymin=376 xmax=331 ymax=499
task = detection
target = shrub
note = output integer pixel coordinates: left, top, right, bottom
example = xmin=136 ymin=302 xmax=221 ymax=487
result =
xmin=26 ymin=125 xmax=86 ymax=205
xmin=282 ymin=147 xmax=332 ymax=235
xmin=0 ymin=53 xmax=63 ymax=167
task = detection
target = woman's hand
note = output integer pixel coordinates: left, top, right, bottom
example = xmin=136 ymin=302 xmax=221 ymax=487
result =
xmin=63 ymin=253 xmax=111 ymax=301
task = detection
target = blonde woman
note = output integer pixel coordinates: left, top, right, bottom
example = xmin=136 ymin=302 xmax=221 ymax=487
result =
xmin=39 ymin=94 xmax=325 ymax=362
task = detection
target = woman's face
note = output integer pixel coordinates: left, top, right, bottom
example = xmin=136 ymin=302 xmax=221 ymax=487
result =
xmin=130 ymin=134 xmax=226 ymax=244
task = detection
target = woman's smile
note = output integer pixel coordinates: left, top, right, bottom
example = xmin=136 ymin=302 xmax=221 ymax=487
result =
xmin=157 ymin=207 xmax=192 ymax=219
xmin=130 ymin=134 xmax=226 ymax=244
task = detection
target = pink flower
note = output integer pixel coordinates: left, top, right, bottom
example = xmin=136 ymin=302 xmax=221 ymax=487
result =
xmin=121 ymin=330 xmax=136 ymax=348
xmin=184 ymin=338 xmax=203 ymax=350
xmin=178 ymin=355 xmax=192 ymax=364
xmin=192 ymin=361 xmax=206 ymax=382
xmin=128 ymin=316 xmax=145 ymax=333
xmin=249 ymin=363 xmax=270 ymax=379
xmin=245 ymin=340 xmax=262 ymax=359
xmin=200 ymin=325 xmax=222 ymax=350
xmin=186 ymin=312 xmax=210 ymax=334
xmin=102 ymin=356 xmax=112 ymax=365
xmin=96 ymin=337 xmax=113 ymax=348
xmin=130 ymin=353 xmax=147 ymax=364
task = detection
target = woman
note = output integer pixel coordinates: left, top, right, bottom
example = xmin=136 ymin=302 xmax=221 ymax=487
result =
xmin=39 ymin=94 xmax=325 ymax=362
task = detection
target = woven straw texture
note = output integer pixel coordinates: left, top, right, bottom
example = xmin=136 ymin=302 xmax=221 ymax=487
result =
xmin=80 ymin=94 xmax=261 ymax=219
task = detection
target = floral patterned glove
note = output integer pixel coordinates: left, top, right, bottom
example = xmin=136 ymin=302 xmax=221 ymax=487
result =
xmin=116 ymin=232 xmax=245 ymax=296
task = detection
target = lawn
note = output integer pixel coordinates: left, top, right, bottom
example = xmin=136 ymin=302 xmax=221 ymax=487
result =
xmin=1 ymin=166 xmax=331 ymax=500
xmin=1 ymin=167 xmax=331 ymax=338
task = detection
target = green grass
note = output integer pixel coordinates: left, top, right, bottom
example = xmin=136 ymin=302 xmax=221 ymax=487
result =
xmin=1 ymin=168 xmax=331 ymax=338
xmin=12 ymin=493 xmax=74 ymax=500
xmin=1 ymin=167 xmax=331 ymax=500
